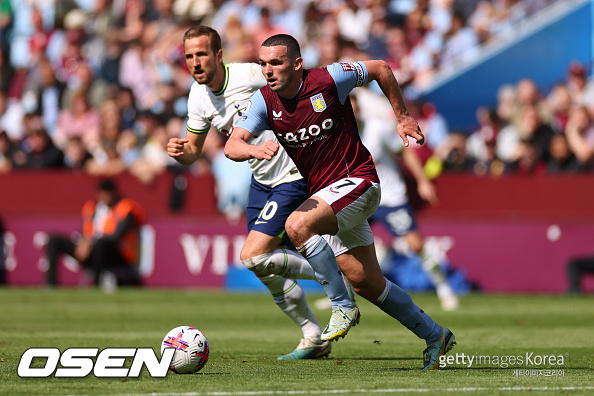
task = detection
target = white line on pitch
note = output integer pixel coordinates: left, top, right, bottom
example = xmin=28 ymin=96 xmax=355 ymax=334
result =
xmin=52 ymin=385 xmax=594 ymax=396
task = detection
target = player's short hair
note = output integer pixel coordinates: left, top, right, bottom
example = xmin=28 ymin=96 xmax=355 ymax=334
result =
xmin=261 ymin=34 xmax=301 ymax=59
xmin=183 ymin=25 xmax=222 ymax=55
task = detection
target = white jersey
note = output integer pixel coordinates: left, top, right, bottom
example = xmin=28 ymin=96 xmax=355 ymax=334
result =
xmin=356 ymin=88 xmax=408 ymax=207
xmin=186 ymin=62 xmax=302 ymax=187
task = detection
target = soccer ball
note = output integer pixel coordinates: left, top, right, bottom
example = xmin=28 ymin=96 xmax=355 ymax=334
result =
xmin=161 ymin=325 xmax=210 ymax=374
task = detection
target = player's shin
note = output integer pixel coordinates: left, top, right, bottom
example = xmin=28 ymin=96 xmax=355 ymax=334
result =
xmin=373 ymin=277 xmax=443 ymax=343
xmin=296 ymin=235 xmax=354 ymax=310
xmin=242 ymin=249 xmax=317 ymax=280
xmin=259 ymin=275 xmax=323 ymax=342
xmin=420 ymin=249 xmax=459 ymax=311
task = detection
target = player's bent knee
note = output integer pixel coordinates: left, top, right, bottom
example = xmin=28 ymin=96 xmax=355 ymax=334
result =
xmin=241 ymin=253 xmax=273 ymax=275
xmin=285 ymin=215 xmax=310 ymax=246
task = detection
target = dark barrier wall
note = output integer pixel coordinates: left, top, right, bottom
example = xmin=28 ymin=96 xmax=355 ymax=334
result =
xmin=2 ymin=172 xmax=594 ymax=292
xmin=421 ymin=0 xmax=593 ymax=131
xmin=0 ymin=170 xmax=217 ymax=217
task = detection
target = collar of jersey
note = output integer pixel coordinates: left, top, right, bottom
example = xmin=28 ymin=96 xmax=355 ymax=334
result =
xmin=279 ymin=80 xmax=303 ymax=100
xmin=212 ymin=63 xmax=229 ymax=96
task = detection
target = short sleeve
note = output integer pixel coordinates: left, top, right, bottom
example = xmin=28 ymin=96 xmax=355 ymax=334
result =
xmin=186 ymin=84 xmax=210 ymax=134
xmin=234 ymin=90 xmax=270 ymax=137
xmin=327 ymin=62 xmax=369 ymax=104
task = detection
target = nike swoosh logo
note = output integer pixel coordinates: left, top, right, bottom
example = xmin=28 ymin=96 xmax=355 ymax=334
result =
xmin=255 ymin=220 xmax=268 ymax=225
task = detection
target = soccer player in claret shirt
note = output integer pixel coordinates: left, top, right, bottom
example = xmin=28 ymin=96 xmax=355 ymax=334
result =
xmin=225 ymin=34 xmax=456 ymax=369
xmin=167 ymin=26 xmax=337 ymax=360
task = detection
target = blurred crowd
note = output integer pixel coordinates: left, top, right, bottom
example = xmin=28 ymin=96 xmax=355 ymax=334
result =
xmin=0 ymin=0 xmax=591 ymax=194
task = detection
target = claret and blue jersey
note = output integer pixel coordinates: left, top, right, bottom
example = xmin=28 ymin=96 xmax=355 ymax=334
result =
xmin=236 ymin=62 xmax=380 ymax=195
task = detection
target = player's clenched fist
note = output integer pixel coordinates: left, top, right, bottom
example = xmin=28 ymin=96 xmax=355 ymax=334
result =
xmin=254 ymin=140 xmax=279 ymax=161
xmin=167 ymin=138 xmax=189 ymax=157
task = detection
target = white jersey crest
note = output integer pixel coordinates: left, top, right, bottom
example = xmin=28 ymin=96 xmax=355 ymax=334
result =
xmin=186 ymin=63 xmax=301 ymax=187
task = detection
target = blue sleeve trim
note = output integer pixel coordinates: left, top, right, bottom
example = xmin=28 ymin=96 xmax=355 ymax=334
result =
xmin=327 ymin=62 xmax=369 ymax=104
xmin=235 ymin=90 xmax=270 ymax=137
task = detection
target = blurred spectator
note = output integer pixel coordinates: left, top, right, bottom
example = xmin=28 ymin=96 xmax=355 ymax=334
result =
xmin=440 ymin=131 xmax=473 ymax=173
xmin=0 ymin=90 xmax=25 ymax=142
xmin=119 ymin=40 xmax=155 ymax=111
xmin=496 ymin=103 xmax=554 ymax=166
xmin=44 ymin=178 xmax=145 ymax=289
xmin=129 ymin=117 xmax=180 ymax=185
xmin=85 ymin=99 xmax=127 ymax=176
xmin=511 ymin=78 xmax=551 ymax=126
xmin=336 ymin=0 xmax=373 ymax=47
xmin=22 ymin=58 xmax=63 ymax=136
xmin=9 ymin=1 xmax=55 ymax=69
xmin=63 ymin=136 xmax=92 ymax=170
xmin=115 ymin=86 xmax=138 ymax=130
xmin=44 ymin=8 xmax=90 ymax=85
xmin=99 ymin=31 xmax=123 ymax=86
xmin=0 ymin=0 xmax=12 ymax=57
xmin=438 ymin=11 xmax=479 ymax=67
xmin=364 ymin=13 xmax=389 ymax=60
xmin=115 ymin=0 xmax=158 ymax=45
xmin=466 ymin=106 xmax=501 ymax=164
xmin=546 ymin=84 xmax=572 ymax=133
xmin=510 ymin=140 xmax=546 ymax=175
xmin=61 ymin=61 xmax=108 ymax=110
xmin=0 ymin=129 xmax=14 ymax=173
xmin=315 ymin=34 xmax=342 ymax=68
xmin=495 ymin=84 xmax=516 ymax=126
xmin=28 ymin=6 xmax=54 ymax=66
xmin=406 ymin=99 xmax=449 ymax=164
xmin=268 ymin=0 xmax=305 ymax=42
xmin=403 ymin=2 xmax=429 ymax=49
xmin=250 ymin=7 xmax=286 ymax=54
xmin=87 ymin=0 xmax=118 ymax=41
xmin=152 ymin=0 xmax=177 ymax=29
xmin=468 ymin=0 xmax=496 ymax=43
xmin=488 ymin=0 xmax=528 ymax=37
xmin=11 ymin=115 xmax=64 ymax=169
xmin=219 ymin=15 xmax=249 ymax=63
xmin=0 ymin=47 xmax=12 ymax=93
xmin=546 ymin=133 xmax=584 ymax=174
xmin=211 ymin=0 xmax=261 ymax=35
xmin=384 ymin=26 xmax=414 ymax=86
xmin=564 ymin=105 xmax=594 ymax=169
xmin=53 ymin=89 xmax=101 ymax=150
xmin=565 ymin=61 xmax=594 ymax=109
xmin=430 ymin=0 xmax=455 ymax=35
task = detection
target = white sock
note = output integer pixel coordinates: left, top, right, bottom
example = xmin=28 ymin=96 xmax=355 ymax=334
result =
xmin=259 ymin=274 xmax=323 ymax=343
xmin=420 ymin=248 xmax=450 ymax=290
xmin=242 ymin=249 xmax=317 ymax=280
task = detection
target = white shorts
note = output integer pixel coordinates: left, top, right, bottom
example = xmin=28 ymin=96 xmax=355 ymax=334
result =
xmin=313 ymin=177 xmax=381 ymax=256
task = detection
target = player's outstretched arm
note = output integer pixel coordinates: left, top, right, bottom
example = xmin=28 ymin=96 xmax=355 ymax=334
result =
xmin=167 ymin=131 xmax=206 ymax=165
xmin=363 ymin=60 xmax=425 ymax=147
xmin=225 ymin=127 xmax=279 ymax=161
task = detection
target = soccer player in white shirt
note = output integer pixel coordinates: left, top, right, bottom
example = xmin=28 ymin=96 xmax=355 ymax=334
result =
xmin=355 ymin=87 xmax=459 ymax=311
xmin=167 ymin=26 xmax=331 ymax=360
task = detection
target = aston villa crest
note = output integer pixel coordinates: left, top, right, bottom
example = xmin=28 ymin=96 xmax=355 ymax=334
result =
xmin=310 ymin=93 xmax=326 ymax=112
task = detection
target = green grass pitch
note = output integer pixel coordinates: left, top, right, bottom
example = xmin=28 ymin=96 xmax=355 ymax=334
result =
xmin=1 ymin=287 xmax=593 ymax=395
